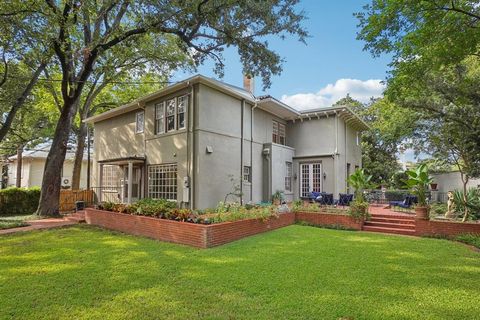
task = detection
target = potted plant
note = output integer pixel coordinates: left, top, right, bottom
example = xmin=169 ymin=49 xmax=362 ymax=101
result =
xmin=430 ymin=183 xmax=438 ymax=191
xmin=347 ymin=168 xmax=372 ymax=220
xmin=272 ymin=190 xmax=284 ymax=205
xmin=405 ymin=164 xmax=433 ymax=220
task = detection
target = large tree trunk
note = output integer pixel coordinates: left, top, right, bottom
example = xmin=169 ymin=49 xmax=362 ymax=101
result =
xmin=71 ymin=122 xmax=87 ymax=190
xmin=15 ymin=145 xmax=23 ymax=188
xmin=36 ymin=99 xmax=79 ymax=216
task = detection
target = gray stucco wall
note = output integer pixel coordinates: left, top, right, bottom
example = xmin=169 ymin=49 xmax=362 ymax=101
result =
xmin=92 ymin=82 xmax=363 ymax=208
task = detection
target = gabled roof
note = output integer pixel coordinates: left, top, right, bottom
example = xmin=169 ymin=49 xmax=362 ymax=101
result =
xmin=84 ymin=74 xmax=369 ymax=131
xmin=7 ymin=143 xmax=90 ymax=161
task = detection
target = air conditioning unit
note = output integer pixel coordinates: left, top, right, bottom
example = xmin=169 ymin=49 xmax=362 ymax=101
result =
xmin=61 ymin=177 xmax=71 ymax=187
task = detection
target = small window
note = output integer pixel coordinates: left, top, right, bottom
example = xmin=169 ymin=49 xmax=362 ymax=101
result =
xmin=272 ymin=121 xmax=278 ymax=143
xmin=278 ymin=123 xmax=286 ymax=145
xmin=272 ymin=120 xmax=286 ymax=145
xmin=177 ymin=95 xmax=187 ymax=130
xmin=356 ymin=132 xmax=360 ymax=146
xmin=155 ymin=102 xmax=165 ymax=134
xmin=135 ymin=111 xmax=144 ymax=133
xmin=285 ymin=162 xmax=292 ymax=192
xmin=166 ymin=99 xmax=176 ymax=132
xmin=243 ymin=166 xmax=251 ymax=183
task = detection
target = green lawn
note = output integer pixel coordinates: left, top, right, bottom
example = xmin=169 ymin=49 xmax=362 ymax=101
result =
xmin=0 ymin=214 xmax=37 ymax=230
xmin=1 ymin=225 xmax=479 ymax=320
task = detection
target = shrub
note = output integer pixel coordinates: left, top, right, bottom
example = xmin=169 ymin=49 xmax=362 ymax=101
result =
xmin=455 ymin=234 xmax=480 ymax=249
xmin=0 ymin=187 xmax=41 ymax=216
xmin=348 ymin=201 xmax=370 ymax=221
xmin=430 ymin=203 xmax=448 ymax=216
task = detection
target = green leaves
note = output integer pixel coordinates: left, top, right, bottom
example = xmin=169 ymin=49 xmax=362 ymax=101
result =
xmin=347 ymin=168 xmax=373 ymax=202
xmin=404 ymin=164 xmax=432 ymax=206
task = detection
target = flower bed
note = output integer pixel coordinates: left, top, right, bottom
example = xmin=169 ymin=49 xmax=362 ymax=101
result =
xmin=85 ymin=208 xmax=295 ymax=248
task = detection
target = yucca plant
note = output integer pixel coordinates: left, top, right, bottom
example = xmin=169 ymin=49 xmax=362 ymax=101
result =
xmin=405 ymin=164 xmax=433 ymax=207
xmin=453 ymin=188 xmax=480 ymax=222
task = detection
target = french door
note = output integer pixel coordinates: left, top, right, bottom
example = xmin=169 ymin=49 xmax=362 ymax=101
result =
xmin=300 ymin=163 xmax=322 ymax=198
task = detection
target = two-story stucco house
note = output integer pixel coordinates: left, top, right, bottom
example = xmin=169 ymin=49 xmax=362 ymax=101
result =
xmin=85 ymin=75 xmax=368 ymax=209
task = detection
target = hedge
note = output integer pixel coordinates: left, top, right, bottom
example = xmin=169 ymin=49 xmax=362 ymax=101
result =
xmin=0 ymin=187 xmax=40 ymax=216
xmin=384 ymin=190 xmax=410 ymax=201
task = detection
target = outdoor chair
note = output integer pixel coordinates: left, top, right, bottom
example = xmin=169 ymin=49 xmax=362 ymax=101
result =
xmin=314 ymin=192 xmax=333 ymax=205
xmin=335 ymin=193 xmax=354 ymax=206
xmin=389 ymin=195 xmax=417 ymax=209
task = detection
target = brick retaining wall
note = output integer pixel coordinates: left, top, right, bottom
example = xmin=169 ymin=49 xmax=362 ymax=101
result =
xmin=416 ymin=219 xmax=480 ymax=238
xmin=295 ymin=211 xmax=364 ymax=230
xmin=85 ymin=209 xmax=295 ymax=248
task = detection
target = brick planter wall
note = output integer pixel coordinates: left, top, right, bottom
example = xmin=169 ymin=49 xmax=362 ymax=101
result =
xmin=416 ymin=219 xmax=480 ymax=238
xmin=85 ymin=208 xmax=295 ymax=248
xmin=295 ymin=211 xmax=364 ymax=230
xmin=206 ymin=212 xmax=295 ymax=247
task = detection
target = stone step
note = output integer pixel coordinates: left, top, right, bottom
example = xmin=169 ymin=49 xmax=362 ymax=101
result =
xmin=363 ymin=225 xmax=416 ymax=236
xmin=364 ymin=221 xmax=415 ymax=230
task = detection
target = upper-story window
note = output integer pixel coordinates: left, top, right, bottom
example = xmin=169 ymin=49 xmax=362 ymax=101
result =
xmin=155 ymin=102 xmax=165 ymax=134
xmin=135 ymin=111 xmax=144 ymax=133
xmin=177 ymin=95 xmax=187 ymax=130
xmin=272 ymin=120 xmax=286 ymax=145
xmin=166 ymin=99 xmax=176 ymax=132
xmin=154 ymin=95 xmax=188 ymax=135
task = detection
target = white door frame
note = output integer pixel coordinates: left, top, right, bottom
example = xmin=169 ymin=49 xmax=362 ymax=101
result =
xmin=300 ymin=162 xmax=323 ymax=197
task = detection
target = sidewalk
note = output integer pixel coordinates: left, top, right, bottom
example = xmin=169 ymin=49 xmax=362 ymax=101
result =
xmin=0 ymin=217 xmax=77 ymax=235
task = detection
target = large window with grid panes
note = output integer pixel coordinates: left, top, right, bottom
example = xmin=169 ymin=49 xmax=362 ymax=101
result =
xmin=148 ymin=164 xmax=178 ymax=200
xmin=154 ymin=94 xmax=188 ymax=135
xmin=272 ymin=120 xmax=286 ymax=145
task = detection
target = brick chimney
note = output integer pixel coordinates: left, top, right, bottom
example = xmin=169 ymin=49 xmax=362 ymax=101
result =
xmin=243 ymin=74 xmax=255 ymax=94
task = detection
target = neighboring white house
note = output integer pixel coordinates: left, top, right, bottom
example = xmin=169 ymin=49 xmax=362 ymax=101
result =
xmin=431 ymin=171 xmax=480 ymax=193
xmin=4 ymin=145 xmax=91 ymax=189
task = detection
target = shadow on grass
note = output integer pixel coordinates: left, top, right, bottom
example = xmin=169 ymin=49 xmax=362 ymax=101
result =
xmin=0 ymin=224 xmax=479 ymax=319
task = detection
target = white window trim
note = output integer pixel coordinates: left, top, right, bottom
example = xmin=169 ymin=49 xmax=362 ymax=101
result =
xmin=177 ymin=95 xmax=188 ymax=130
xmin=135 ymin=111 xmax=144 ymax=134
xmin=155 ymin=102 xmax=166 ymax=135
xmin=148 ymin=163 xmax=178 ymax=201
xmin=300 ymin=162 xmax=322 ymax=198
xmin=285 ymin=162 xmax=292 ymax=192
xmin=243 ymin=166 xmax=251 ymax=183
xmin=166 ymin=98 xmax=176 ymax=132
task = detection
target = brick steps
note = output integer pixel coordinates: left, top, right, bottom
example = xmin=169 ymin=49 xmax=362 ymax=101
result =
xmin=363 ymin=225 xmax=416 ymax=236
xmin=64 ymin=211 xmax=86 ymax=223
xmin=363 ymin=214 xmax=416 ymax=236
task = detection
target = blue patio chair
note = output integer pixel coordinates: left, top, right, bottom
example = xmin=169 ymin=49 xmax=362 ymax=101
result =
xmin=309 ymin=191 xmax=322 ymax=202
xmin=389 ymin=195 xmax=417 ymax=209
xmin=335 ymin=193 xmax=354 ymax=206
xmin=315 ymin=193 xmax=333 ymax=205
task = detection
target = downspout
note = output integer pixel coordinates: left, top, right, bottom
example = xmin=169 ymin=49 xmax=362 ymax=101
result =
xmin=240 ymin=99 xmax=245 ymax=204
xmin=251 ymin=102 xmax=257 ymax=202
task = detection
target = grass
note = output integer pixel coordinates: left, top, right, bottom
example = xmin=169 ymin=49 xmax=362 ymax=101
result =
xmin=455 ymin=233 xmax=480 ymax=249
xmin=0 ymin=213 xmax=37 ymax=230
xmin=1 ymin=225 xmax=479 ymax=320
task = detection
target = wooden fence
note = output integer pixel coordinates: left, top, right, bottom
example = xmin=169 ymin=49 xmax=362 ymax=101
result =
xmin=59 ymin=189 xmax=94 ymax=212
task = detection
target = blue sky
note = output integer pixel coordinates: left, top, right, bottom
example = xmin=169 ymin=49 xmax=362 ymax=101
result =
xmin=173 ymin=0 xmax=392 ymax=110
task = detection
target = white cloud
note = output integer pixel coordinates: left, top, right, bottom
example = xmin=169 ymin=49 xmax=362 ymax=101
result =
xmin=280 ymin=78 xmax=385 ymax=111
